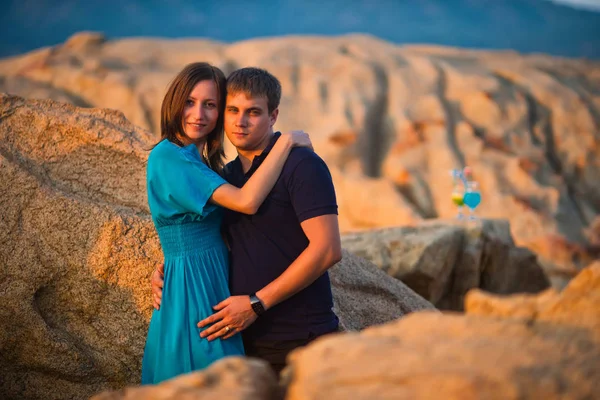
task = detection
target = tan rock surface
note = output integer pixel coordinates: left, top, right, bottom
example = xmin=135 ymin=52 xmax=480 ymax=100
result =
xmin=1 ymin=32 xmax=598 ymax=276
xmin=92 ymin=357 xmax=279 ymax=400
xmin=285 ymin=263 xmax=600 ymax=400
xmin=342 ymin=219 xmax=550 ymax=310
xmin=466 ymin=261 xmax=600 ymax=335
xmin=0 ymin=94 xmax=161 ymax=399
xmin=331 ymin=249 xmax=436 ymax=332
xmin=0 ymin=95 xmax=433 ymax=399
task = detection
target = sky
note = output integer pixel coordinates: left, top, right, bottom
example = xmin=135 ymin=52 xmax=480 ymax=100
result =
xmin=1 ymin=0 xmax=599 ymax=59
xmin=549 ymin=0 xmax=600 ymax=11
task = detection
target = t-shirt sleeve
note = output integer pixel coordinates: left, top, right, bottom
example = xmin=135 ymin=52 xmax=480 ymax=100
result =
xmin=147 ymin=147 xmax=227 ymax=219
xmin=288 ymin=155 xmax=338 ymax=222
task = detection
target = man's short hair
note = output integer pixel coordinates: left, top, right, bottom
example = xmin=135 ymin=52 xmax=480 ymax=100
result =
xmin=227 ymin=67 xmax=281 ymax=113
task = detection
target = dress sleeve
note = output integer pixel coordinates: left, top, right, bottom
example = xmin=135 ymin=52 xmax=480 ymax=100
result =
xmin=147 ymin=145 xmax=227 ymax=220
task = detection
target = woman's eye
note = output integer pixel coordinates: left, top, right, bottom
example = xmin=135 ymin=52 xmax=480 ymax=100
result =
xmin=205 ymin=103 xmax=216 ymax=109
xmin=185 ymin=99 xmax=194 ymax=106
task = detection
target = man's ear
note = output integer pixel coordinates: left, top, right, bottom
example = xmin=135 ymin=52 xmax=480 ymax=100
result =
xmin=269 ymin=108 xmax=279 ymax=127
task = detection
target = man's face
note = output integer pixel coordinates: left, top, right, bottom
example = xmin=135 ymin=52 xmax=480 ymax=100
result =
xmin=224 ymin=92 xmax=278 ymax=152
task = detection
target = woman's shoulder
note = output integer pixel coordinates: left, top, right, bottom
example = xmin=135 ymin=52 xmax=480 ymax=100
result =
xmin=147 ymin=140 xmax=186 ymax=176
xmin=149 ymin=139 xmax=178 ymax=159
xmin=149 ymin=140 xmax=199 ymax=165
xmin=147 ymin=139 xmax=169 ymax=163
xmin=148 ymin=140 xmax=218 ymax=182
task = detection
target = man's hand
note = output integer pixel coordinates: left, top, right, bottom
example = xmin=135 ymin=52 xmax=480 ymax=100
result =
xmin=197 ymin=296 xmax=258 ymax=341
xmin=151 ymin=263 xmax=164 ymax=310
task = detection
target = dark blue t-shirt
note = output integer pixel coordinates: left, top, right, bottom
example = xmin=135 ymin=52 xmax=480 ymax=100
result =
xmin=222 ymin=132 xmax=339 ymax=342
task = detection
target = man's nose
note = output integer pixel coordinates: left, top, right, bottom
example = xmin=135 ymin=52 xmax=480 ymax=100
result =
xmin=235 ymin=114 xmax=248 ymax=127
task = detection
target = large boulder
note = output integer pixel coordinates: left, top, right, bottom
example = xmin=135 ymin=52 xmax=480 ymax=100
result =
xmin=342 ymin=219 xmax=551 ymax=310
xmin=0 ymin=94 xmax=160 ymax=399
xmin=331 ymin=249 xmax=436 ymax=332
xmin=92 ymin=357 xmax=279 ymax=400
xmin=1 ymin=32 xmax=598 ymax=277
xmin=0 ymin=94 xmax=432 ymax=399
xmin=285 ymin=263 xmax=600 ymax=400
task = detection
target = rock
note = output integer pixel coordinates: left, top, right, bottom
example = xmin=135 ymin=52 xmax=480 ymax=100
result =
xmin=342 ymin=219 xmax=550 ymax=310
xmin=0 ymin=94 xmax=160 ymax=399
xmin=92 ymin=357 xmax=279 ymax=400
xmin=285 ymin=264 xmax=600 ymax=400
xmin=1 ymin=34 xmax=598 ymax=277
xmin=331 ymin=250 xmax=436 ymax=332
xmin=63 ymin=32 xmax=106 ymax=51
xmin=331 ymin=167 xmax=423 ymax=232
xmin=466 ymin=260 xmax=600 ymax=335
xmin=585 ymin=216 xmax=600 ymax=248
xmin=0 ymin=95 xmax=433 ymax=399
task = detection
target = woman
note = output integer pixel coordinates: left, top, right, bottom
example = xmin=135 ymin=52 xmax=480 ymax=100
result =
xmin=141 ymin=62 xmax=311 ymax=384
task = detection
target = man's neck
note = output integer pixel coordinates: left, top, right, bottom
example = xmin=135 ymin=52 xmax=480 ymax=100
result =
xmin=237 ymin=131 xmax=275 ymax=173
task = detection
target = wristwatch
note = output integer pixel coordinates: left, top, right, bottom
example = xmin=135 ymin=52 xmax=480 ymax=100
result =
xmin=249 ymin=293 xmax=265 ymax=316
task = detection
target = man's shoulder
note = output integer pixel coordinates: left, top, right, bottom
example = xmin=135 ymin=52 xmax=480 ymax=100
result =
xmin=284 ymin=148 xmax=338 ymax=213
xmin=285 ymin=148 xmax=329 ymax=174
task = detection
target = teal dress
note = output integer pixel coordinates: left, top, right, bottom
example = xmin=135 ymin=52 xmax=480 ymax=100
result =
xmin=141 ymin=139 xmax=244 ymax=384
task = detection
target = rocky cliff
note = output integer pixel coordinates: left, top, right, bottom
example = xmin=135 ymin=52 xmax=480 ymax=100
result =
xmin=1 ymin=32 xmax=598 ymax=278
xmin=0 ymin=94 xmax=436 ymax=400
xmin=0 ymin=94 xmax=557 ymax=400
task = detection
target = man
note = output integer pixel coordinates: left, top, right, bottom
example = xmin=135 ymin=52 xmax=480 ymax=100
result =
xmin=152 ymin=67 xmax=342 ymax=375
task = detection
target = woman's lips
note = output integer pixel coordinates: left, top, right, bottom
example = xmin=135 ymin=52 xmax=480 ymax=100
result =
xmin=187 ymin=122 xmax=206 ymax=130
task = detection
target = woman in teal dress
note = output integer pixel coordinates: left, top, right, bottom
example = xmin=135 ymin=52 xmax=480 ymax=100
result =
xmin=141 ymin=62 xmax=311 ymax=384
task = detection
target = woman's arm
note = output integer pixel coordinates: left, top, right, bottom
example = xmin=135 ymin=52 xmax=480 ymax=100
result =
xmin=209 ymin=131 xmax=311 ymax=214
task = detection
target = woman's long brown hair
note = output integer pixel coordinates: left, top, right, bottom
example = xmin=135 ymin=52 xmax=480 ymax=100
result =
xmin=159 ymin=62 xmax=226 ymax=173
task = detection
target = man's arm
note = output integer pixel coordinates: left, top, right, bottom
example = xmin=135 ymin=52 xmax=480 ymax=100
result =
xmin=256 ymin=214 xmax=341 ymax=308
xmin=198 ymin=214 xmax=342 ymax=341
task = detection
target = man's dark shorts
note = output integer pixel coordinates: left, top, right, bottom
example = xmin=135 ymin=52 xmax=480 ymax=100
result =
xmin=242 ymin=331 xmax=330 ymax=376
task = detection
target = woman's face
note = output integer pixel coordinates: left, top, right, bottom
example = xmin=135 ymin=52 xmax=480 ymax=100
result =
xmin=181 ymin=80 xmax=219 ymax=144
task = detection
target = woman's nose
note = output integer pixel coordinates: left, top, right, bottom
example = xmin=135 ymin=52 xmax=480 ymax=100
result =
xmin=197 ymin=105 xmax=206 ymax=120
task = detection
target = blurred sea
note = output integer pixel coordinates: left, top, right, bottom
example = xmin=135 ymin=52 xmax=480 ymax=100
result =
xmin=1 ymin=0 xmax=599 ymax=59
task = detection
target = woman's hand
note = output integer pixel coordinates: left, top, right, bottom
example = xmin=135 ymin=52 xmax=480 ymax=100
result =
xmin=283 ymin=130 xmax=313 ymax=151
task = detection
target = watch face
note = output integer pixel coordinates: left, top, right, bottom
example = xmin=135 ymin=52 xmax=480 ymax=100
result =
xmin=250 ymin=294 xmax=265 ymax=315
xmin=251 ymin=300 xmax=264 ymax=315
